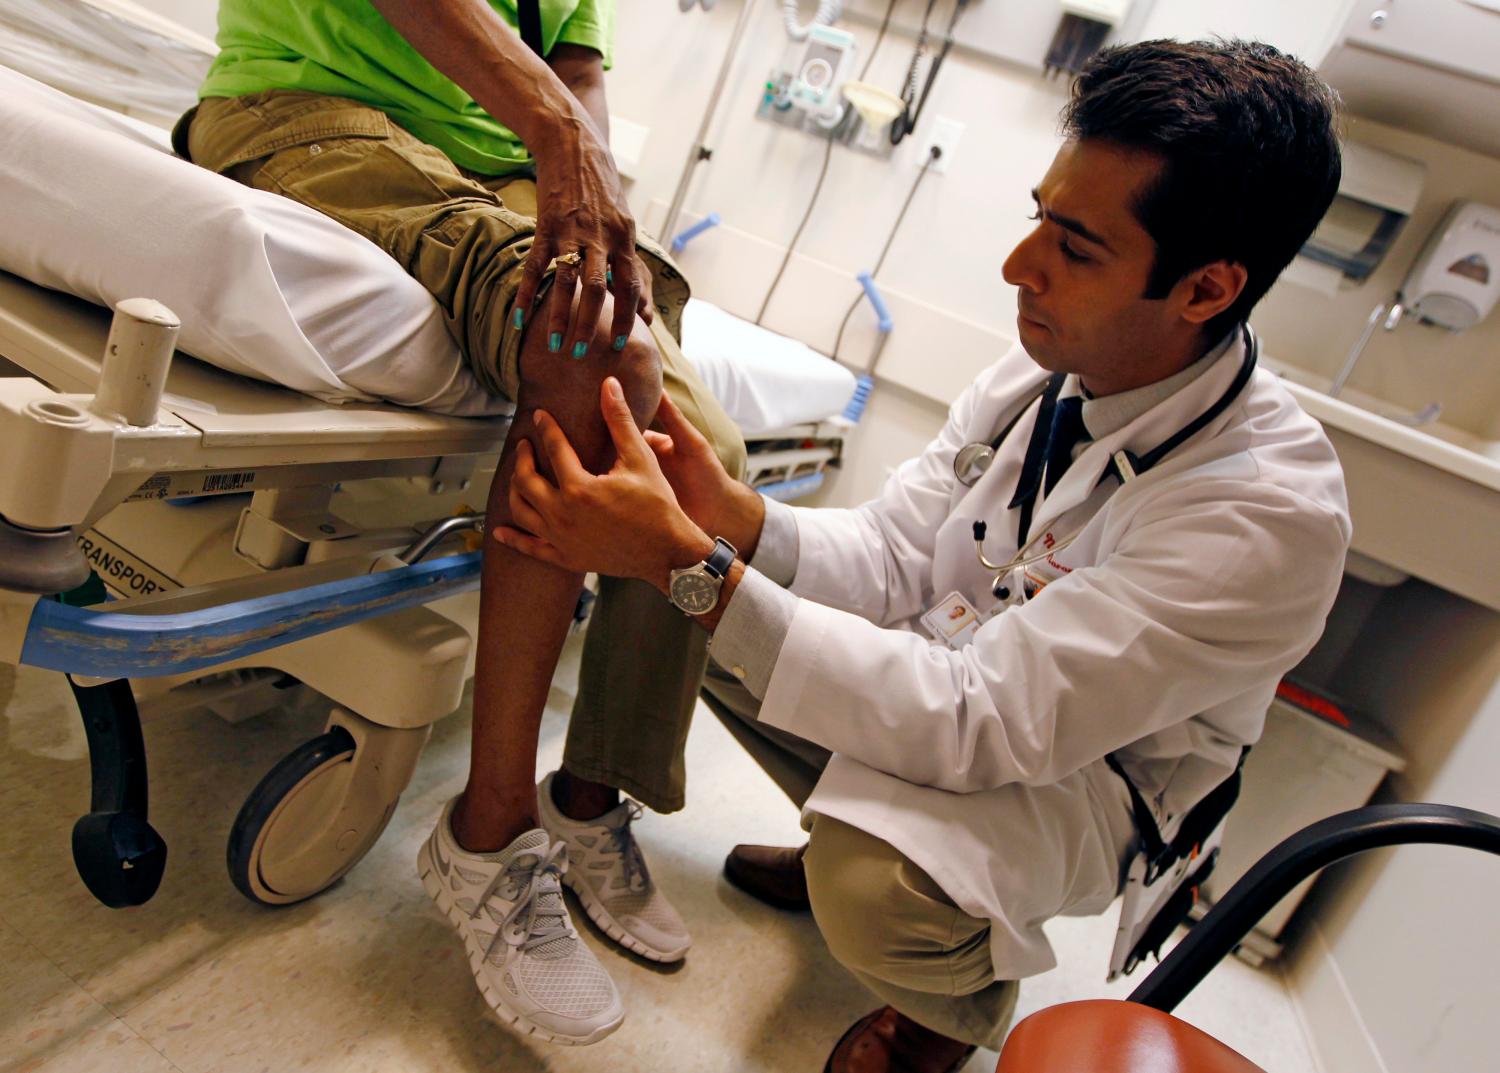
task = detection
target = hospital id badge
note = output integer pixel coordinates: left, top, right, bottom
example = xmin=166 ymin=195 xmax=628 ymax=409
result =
xmin=920 ymin=591 xmax=982 ymax=649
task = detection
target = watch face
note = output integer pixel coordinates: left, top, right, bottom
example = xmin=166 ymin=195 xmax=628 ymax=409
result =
xmin=671 ymin=571 xmax=720 ymax=615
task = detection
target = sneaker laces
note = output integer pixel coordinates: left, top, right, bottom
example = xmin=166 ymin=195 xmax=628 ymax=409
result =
xmin=605 ymin=802 xmax=651 ymax=893
xmin=475 ymin=842 xmax=575 ymax=957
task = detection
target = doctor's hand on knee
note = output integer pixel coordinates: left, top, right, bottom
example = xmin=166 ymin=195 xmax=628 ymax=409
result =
xmin=494 ymin=378 xmax=714 ymax=589
xmin=643 ymin=392 xmax=765 ymax=558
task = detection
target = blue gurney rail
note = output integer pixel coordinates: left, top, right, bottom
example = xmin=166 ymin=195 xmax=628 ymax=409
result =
xmin=21 ymin=551 xmax=482 ymax=680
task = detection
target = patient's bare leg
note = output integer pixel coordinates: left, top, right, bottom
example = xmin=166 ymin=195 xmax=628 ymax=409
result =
xmin=451 ymin=295 xmax=663 ymax=852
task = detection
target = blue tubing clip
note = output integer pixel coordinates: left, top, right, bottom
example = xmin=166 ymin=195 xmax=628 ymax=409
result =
xmin=840 ymin=374 xmax=875 ymax=423
xmin=856 ymin=272 xmax=894 ymax=333
xmin=671 ymin=213 xmax=721 ymax=253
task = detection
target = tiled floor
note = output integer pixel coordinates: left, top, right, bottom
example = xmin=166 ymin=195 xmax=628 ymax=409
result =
xmin=1 ymin=644 xmax=1322 ymax=1073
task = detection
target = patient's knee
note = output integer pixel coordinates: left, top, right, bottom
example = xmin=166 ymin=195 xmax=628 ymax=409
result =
xmin=518 ymin=296 xmax=660 ymax=408
xmin=515 ymin=300 xmax=661 ymax=465
xmin=610 ymin=323 xmax=664 ymax=431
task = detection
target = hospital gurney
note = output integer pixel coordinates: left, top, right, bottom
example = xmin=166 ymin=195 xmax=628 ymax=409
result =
xmin=0 ymin=276 xmax=508 ymax=908
xmin=0 ymin=55 xmax=859 ymax=909
xmin=0 ymin=267 xmax=856 ymax=912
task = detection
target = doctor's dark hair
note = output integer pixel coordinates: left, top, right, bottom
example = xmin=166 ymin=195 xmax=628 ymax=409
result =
xmin=1062 ymin=39 xmax=1341 ymax=339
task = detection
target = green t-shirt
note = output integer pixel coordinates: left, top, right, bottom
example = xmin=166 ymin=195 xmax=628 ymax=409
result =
xmin=200 ymin=0 xmax=615 ymax=176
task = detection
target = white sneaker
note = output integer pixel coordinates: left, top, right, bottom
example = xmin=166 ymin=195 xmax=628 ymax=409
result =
xmin=416 ymin=798 xmax=624 ymax=1045
xmin=538 ymin=772 xmax=692 ymax=963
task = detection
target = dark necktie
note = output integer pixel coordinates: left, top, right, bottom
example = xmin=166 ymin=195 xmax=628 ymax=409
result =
xmin=1043 ymin=395 xmax=1090 ymax=495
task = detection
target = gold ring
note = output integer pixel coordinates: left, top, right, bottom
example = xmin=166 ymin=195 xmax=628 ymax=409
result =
xmin=554 ymin=251 xmax=583 ymax=268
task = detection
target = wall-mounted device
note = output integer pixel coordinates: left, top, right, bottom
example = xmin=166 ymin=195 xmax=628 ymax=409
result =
xmin=1329 ymin=199 xmax=1500 ymax=424
xmin=1401 ymin=201 xmax=1500 ymax=330
xmin=787 ymin=24 xmax=856 ymax=119
xmin=1291 ymin=142 xmax=1426 ymax=292
xmin=1044 ymin=0 xmax=1132 ymax=77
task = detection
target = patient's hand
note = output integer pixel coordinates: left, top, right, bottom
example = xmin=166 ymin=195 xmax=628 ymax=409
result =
xmin=520 ymin=125 xmax=653 ymax=359
xmin=368 ymin=0 xmax=650 ymax=353
xmin=495 ymin=379 xmax=714 ymax=592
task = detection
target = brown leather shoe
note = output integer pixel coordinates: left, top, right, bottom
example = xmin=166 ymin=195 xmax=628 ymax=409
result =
xmin=824 ymin=1007 xmax=978 ymax=1073
xmin=722 ymin=842 xmax=810 ymax=910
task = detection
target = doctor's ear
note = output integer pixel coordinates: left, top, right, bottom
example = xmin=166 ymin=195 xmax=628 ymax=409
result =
xmin=1176 ymin=260 xmax=1249 ymax=327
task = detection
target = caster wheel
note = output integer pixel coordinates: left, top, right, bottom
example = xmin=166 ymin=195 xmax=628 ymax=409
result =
xmin=227 ymin=726 xmax=395 ymax=906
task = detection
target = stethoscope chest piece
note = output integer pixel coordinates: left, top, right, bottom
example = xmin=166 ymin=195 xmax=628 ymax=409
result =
xmin=961 ymin=322 xmax=1261 ymax=601
xmin=953 ymin=442 xmax=996 ymax=488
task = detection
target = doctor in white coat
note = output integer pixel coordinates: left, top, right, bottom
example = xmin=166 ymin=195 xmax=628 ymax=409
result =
xmin=495 ymin=39 xmax=1352 ymax=1073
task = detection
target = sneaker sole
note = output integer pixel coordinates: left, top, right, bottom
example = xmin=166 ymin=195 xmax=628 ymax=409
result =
xmin=562 ymin=871 xmax=690 ymax=964
xmin=417 ymin=839 xmax=624 ymax=1046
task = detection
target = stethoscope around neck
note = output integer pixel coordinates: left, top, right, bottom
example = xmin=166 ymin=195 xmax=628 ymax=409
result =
xmin=958 ymin=323 xmax=1260 ymax=595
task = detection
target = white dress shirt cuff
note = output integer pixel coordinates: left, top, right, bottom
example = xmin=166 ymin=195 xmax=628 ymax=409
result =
xmin=709 ymin=566 xmax=798 ymax=701
xmin=747 ymin=494 xmax=800 ymax=588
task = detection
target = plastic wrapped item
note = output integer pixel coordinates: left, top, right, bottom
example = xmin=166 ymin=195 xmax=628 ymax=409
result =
xmin=0 ymin=0 xmax=212 ymax=126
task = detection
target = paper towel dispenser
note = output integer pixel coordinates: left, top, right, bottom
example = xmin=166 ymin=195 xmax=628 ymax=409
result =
xmin=1294 ymin=141 xmax=1426 ymax=288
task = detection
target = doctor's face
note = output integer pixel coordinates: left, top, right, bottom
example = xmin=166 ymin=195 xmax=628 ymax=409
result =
xmin=1002 ymin=139 xmax=1177 ymax=394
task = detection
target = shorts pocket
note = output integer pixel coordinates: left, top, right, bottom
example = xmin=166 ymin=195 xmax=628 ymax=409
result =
xmin=190 ymin=91 xmax=393 ymax=174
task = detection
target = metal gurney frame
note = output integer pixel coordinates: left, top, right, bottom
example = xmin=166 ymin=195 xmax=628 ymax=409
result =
xmin=0 ymin=273 xmax=513 ymax=908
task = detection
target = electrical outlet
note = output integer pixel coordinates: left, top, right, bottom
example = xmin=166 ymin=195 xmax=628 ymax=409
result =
xmin=917 ymin=116 xmax=964 ymax=174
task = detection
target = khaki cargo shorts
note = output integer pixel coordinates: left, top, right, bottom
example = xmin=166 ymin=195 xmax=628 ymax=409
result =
xmin=177 ymin=90 xmax=693 ymax=403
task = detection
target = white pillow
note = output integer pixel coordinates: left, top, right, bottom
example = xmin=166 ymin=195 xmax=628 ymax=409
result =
xmin=0 ymin=65 xmax=509 ymax=417
xmin=680 ymin=299 xmax=858 ymax=435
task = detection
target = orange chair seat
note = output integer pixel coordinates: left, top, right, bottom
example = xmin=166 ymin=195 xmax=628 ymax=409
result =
xmin=995 ymin=999 xmax=1267 ymax=1073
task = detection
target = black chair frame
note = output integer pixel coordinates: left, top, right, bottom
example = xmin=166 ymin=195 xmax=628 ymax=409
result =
xmin=1128 ymin=803 xmax=1500 ymax=1013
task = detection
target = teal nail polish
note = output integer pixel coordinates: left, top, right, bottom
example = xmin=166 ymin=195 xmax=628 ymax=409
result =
xmin=512 ymin=307 xmax=524 ymax=330
xmin=548 ymin=332 xmax=562 ymax=353
xmin=572 ymin=341 xmax=588 ymax=359
xmin=613 ymin=335 xmax=628 ymax=351
xmin=606 ymin=269 xmax=613 ymax=285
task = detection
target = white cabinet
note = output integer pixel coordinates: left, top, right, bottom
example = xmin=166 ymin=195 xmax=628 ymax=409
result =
xmin=1322 ymin=0 xmax=1500 ymax=158
xmin=1342 ymin=0 xmax=1500 ymax=83
xmin=840 ymin=0 xmax=1351 ymax=80
xmin=1136 ymin=0 xmax=1350 ymax=67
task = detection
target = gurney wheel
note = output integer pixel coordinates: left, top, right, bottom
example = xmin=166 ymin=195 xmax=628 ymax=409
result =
xmin=227 ymin=726 xmax=395 ymax=906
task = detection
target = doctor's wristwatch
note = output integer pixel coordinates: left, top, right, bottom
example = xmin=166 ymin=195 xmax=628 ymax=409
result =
xmin=668 ymin=537 xmax=737 ymax=615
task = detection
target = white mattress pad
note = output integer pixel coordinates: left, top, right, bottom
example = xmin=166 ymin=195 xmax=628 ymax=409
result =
xmin=0 ymin=64 xmax=507 ymax=416
xmin=0 ymin=64 xmax=856 ymax=432
xmin=680 ymin=300 xmax=856 ymax=436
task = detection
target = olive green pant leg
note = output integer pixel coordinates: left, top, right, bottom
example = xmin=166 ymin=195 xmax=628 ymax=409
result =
xmin=560 ymin=318 xmax=746 ymax=814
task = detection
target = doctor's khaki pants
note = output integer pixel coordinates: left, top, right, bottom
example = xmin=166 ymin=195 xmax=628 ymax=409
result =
xmin=182 ymin=91 xmax=745 ymax=813
xmin=702 ymin=666 xmax=1021 ymax=1051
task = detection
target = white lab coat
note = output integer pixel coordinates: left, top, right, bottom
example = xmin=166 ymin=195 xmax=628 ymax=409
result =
xmin=757 ymin=335 xmax=1351 ymax=978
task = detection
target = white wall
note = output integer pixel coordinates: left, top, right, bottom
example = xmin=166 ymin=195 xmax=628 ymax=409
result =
xmin=607 ymin=0 xmax=1500 ymax=509
xmin=150 ymin=0 xmax=1500 ymax=477
xmin=610 ymin=0 xmax=1074 ymax=504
